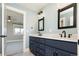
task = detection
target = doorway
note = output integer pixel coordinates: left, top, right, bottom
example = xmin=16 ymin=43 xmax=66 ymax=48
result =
xmin=4 ymin=5 xmax=25 ymax=56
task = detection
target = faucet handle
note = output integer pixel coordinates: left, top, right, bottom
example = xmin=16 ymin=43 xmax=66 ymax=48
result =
xmin=59 ymin=34 xmax=62 ymax=37
xmin=68 ymin=34 xmax=72 ymax=38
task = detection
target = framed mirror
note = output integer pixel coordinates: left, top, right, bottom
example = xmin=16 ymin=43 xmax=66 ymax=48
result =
xmin=38 ymin=17 xmax=44 ymax=31
xmin=58 ymin=3 xmax=77 ymax=29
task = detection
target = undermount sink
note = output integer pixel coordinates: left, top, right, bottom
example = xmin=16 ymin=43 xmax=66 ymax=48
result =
xmin=42 ymin=34 xmax=60 ymax=38
xmin=38 ymin=34 xmax=42 ymax=36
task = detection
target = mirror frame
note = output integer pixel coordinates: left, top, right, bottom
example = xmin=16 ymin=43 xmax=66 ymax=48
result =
xmin=58 ymin=3 xmax=77 ymax=29
xmin=38 ymin=17 xmax=44 ymax=31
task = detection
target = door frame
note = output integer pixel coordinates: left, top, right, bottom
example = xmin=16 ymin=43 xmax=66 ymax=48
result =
xmin=2 ymin=4 xmax=26 ymax=56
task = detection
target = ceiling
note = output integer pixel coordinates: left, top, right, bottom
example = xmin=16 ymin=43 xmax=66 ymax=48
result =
xmin=6 ymin=9 xmax=23 ymax=24
xmin=56 ymin=3 xmax=71 ymax=9
xmin=13 ymin=3 xmax=49 ymax=12
xmin=6 ymin=3 xmax=49 ymax=24
xmin=6 ymin=3 xmax=71 ymax=12
xmin=5 ymin=3 xmax=71 ymax=23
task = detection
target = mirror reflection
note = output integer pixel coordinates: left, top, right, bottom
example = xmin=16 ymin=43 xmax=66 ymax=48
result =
xmin=58 ymin=3 xmax=77 ymax=29
xmin=60 ymin=7 xmax=73 ymax=27
xmin=38 ymin=17 xmax=44 ymax=31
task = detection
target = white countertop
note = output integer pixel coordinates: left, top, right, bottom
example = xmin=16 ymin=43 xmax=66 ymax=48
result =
xmin=30 ymin=34 xmax=78 ymax=42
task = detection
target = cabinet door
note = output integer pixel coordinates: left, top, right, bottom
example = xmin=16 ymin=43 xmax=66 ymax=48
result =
xmin=45 ymin=46 xmax=55 ymax=56
xmin=54 ymin=49 xmax=76 ymax=56
xmin=34 ymin=37 xmax=40 ymax=42
xmin=30 ymin=41 xmax=36 ymax=52
xmin=39 ymin=44 xmax=45 ymax=50
xmin=29 ymin=37 xmax=45 ymax=56
xmin=29 ymin=36 xmax=37 ymax=41
xmin=36 ymin=47 xmax=45 ymax=56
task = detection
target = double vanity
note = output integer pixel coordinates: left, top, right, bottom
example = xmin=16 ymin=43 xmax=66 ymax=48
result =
xmin=29 ymin=3 xmax=78 ymax=56
xmin=29 ymin=34 xmax=78 ymax=56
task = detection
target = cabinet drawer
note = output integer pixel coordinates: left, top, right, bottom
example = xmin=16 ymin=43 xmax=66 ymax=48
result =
xmin=39 ymin=38 xmax=45 ymax=44
xmin=46 ymin=39 xmax=77 ymax=54
xmin=45 ymin=46 xmax=55 ymax=56
xmin=29 ymin=37 xmax=35 ymax=41
xmin=30 ymin=36 xmax=40 ymax=42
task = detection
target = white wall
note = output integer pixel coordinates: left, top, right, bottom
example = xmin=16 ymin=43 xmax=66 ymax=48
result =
xmin=25 ymin=10 xmax=37 ymax=48
xmin=37 ymin=4 xmax=77 ymax=35
xmin=77 ymin=4 xmax=79 ymax=36
xmin=0 ymin=4 xmax=2 ymax=53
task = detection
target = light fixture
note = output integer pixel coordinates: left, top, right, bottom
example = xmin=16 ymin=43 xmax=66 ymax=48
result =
xmin=8 ymin=16 xmax=11 ymax=22
xmin=38 ymin=11 xmax=43 ymax=15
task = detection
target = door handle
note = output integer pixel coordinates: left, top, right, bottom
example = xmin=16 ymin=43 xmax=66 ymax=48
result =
xmin=0 ymin=35 xmax=7 ymax=38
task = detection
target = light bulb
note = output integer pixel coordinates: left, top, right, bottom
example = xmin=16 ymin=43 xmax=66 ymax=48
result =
xmin=8 ymin=19 xmax=11 ymax=22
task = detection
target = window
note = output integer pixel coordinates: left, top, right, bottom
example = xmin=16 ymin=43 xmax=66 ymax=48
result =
xmin=13 ymin=24 xmax=23 ymax=35
xmin=14 ymin=28 xmax=23 ymax=35
xmin=14 ymin=28 xmax=20 ymax=35
xmin=21 ymin=28 xmax=24 ymax=34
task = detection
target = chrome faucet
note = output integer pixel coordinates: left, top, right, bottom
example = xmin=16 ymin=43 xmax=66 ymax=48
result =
xmin=62 ymin=30 xmax=66 ymax=38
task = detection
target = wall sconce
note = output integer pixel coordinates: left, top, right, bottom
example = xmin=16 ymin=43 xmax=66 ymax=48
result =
xmin=7 ymin=16 xmax=11 ymax=22
xmin=38 ymin=11 xmax=43 ymax=15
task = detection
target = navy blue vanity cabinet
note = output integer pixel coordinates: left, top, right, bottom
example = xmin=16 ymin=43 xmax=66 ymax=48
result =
xmin=45 ymin=39 xmax=77 ymax=56
xmin=29 ymin=37 xmax=37 ymax=55
xmin=54 ymin=48 xmax=76 ymax=56
xmin=29 ymin=36 xmax=45 ymax=56
xmin=29 ymin=36 xmax=77 ymax=56
xmin=45 ymin=45 xmax=56 ymax=56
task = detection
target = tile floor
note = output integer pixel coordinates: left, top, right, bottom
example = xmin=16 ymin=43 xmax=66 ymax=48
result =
xmin=5 ymin=41 xmax=23 ymax=56
xmin=13 ymin=49 xmax=34 ymax=56
xmin=14 ymin=51 xmax=34 ymax=56
xmin=4 ymin=40 xmax=34 ymax=56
